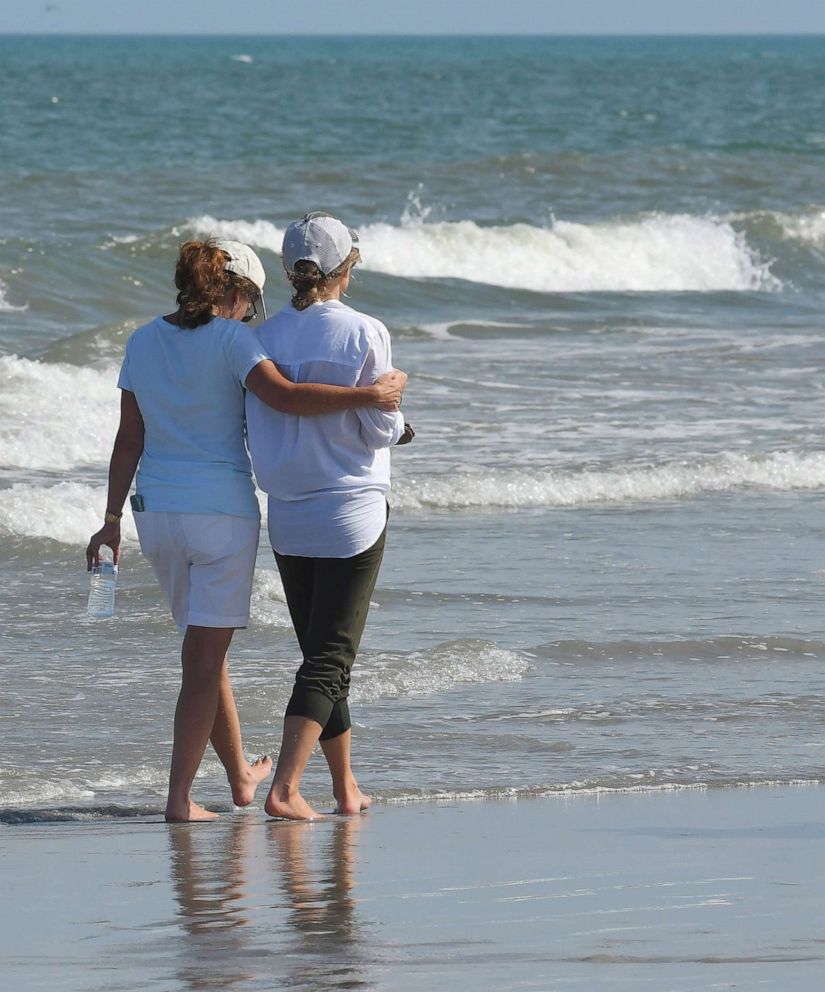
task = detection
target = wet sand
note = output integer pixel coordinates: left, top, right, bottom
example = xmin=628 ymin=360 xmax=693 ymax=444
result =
xmin=1 ymin=786 xmax=823 ymax=991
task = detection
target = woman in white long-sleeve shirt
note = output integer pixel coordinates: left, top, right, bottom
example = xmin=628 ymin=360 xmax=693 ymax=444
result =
xmin=246 ymin=212 xmax=407 ymax=820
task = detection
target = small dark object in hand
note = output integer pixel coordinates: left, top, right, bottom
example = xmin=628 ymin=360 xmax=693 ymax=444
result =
xmin=396 ymin=422 xmax=415 ymax=445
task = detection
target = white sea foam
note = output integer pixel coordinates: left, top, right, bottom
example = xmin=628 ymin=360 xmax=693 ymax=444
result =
xmin=391 ymin=451 xmax=825 ymax=510
xmin=0 ymin=481 xmax=268 ymax=552
xmin=0 ymin=777 xmax=95 ymax=808
xmin=360 ymin=214 xmax=779 ymax=292
xmin=0 ymin=279 xmax=28 ymax=312
xmin=100 ymin=233 xmax=141 ymax=250
xmin=415 ymin=320 xmax=526 ymax=339
xmin=774 ymin=208 xmax=825 ymax=246
xmin=249 ymin=567 xmax=292 ymax=629
xmin=0 ymin=763 xmax=168 ymax=809
xmin=82 ymin=764 xmax=166 ymax=794
xmin=0 ymin=355 xmax=121 ymax=470
xmin=4 ymin=451 xmax=825 ymax=546
xmin=352 ymin=639 xmax=530 ymax=703
xmin=383 ymin=778 xmax=823 ymax=804
xmin=189 ymin=215 xmax=285 ymax=253
xmin=0 ymin=481 xmax=139 ymax=544
xmin=188 ymin=212 xmax=779 ymax=293
xmin=728 ymin=206 xmax=825 ymax=247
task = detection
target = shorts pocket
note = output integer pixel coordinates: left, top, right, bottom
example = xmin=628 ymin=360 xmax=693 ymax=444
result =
xmin=181 ymin=514 xmax=258 ymax=563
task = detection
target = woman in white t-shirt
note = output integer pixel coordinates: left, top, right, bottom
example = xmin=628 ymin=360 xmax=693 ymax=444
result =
xmin=86 ymin=238 xmax=405 ymax=821
xmin=246 ymin=212 xmax=411 ymax=820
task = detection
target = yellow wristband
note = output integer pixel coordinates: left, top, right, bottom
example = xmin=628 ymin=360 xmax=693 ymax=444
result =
xmin=104 ymin=511 xmax=122 ymax=524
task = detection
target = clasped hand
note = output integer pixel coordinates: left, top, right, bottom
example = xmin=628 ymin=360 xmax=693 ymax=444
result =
xmin=373 ymin=369 xmax=408 ymax=410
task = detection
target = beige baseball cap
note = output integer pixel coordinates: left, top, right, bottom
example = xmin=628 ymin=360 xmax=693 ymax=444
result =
xmin=214 ymin=239 xmax=267 ymax=320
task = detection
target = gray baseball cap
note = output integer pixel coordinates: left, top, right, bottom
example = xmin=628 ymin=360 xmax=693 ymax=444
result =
xmin=281 ymin=211 xmax=359 ymax=277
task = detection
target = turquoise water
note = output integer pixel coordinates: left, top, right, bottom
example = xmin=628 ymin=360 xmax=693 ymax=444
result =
xmin=1 ymin=36 xmax=825 ymax=814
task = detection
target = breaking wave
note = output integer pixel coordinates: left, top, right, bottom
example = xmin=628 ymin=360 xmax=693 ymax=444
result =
xmin=187 ymin=212 xmax=780 ymax=293
xmin=391 ymin=451 xmax=825 ymax=510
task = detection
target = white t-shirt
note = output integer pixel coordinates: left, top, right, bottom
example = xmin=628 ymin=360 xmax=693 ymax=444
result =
xmin=245 ymin=299 xmax=405 ymax=557
xmin=118 ymin=315 xmax=269 ymax=519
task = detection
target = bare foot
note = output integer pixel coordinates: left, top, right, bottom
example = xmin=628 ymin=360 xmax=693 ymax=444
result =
xmin=231 ymin=755 xmax=273 ymax=808
xmin=335 ymin=785 xmax=372 ymax=816
xmin=265 ymin=786 xmax=325 ymax=821
xmin=165 ymin=799 xmax=219 ymax=823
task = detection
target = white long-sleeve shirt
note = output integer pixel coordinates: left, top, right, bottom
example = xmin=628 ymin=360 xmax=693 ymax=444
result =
xmin=245 ymin=299 xmax=404 ymax=557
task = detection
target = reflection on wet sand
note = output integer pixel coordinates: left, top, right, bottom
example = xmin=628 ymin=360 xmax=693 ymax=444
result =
xmin=266 ymin=816 xmax=369 ymax=988
xmin=167 ymin=817 xmax=255 ymax=991
xmin=167 ymin=815 xmax=371 ymax=991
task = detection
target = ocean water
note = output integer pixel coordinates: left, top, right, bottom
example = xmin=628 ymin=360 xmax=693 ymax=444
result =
xmin=2 ymin=34 xmax=825 ymax=818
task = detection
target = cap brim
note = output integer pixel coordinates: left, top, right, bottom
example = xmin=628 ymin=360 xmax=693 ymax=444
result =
xmin=247 ymin=291 xmax=267 ymax=324
xmin=241 ymin=291 xmax=267 ymax=326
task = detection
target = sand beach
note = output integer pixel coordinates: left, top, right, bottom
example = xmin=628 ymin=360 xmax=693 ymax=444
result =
xmin=2 ymin=786 xmax=823 ymax=991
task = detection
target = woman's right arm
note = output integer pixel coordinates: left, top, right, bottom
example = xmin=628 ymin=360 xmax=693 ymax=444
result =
xmin=245 ymin=359 xmax=406 ymax=416
xmin=85 ymin=389 xmax=145 ymax=569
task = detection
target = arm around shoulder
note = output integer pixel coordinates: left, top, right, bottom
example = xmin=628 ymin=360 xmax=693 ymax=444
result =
xmin=245 ymin=359 xmax=402 ymax=415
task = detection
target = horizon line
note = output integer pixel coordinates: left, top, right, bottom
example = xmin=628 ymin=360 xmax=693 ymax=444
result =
xmin=2 ymin=31 xmax=825 ymax=39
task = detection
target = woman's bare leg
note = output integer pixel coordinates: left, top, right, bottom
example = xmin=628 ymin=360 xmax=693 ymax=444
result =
xmin=264 ymin=715 xmax=326 ymax=820
xmin=320 ymin=730 xmax=371 ymax=815
xmin=209 ymin=660 xmax=272 ymax=807
xmin=165 ymin=625 xmax=234 ymax=822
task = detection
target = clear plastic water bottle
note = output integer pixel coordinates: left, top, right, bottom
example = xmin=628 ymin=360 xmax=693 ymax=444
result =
xmin=87 ymin=560 xmax=118 ymax=619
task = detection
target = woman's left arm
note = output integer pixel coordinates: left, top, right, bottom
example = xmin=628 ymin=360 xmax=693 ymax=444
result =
xmin=85 ymin=389 xmax=145 ymax=569
xmin=356 ymin=323 xmax=406 ymax=449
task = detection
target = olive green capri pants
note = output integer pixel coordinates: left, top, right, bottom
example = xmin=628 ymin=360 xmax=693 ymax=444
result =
xmin=274 ymin=522 xmax=387 ymax=741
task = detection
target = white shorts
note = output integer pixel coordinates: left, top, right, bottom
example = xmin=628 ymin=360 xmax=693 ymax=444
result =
xmin=135 ymin=511 xmax=260 ymax=633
